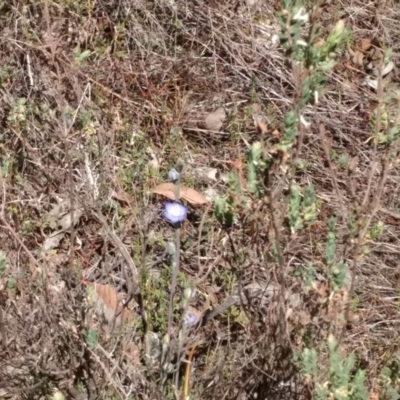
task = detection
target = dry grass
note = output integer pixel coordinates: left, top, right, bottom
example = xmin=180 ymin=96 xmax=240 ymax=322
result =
xmin=1 ymin=0 xmax=400 ymax=399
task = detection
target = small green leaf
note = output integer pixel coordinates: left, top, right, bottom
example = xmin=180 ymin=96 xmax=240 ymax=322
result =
xmin=0 ymin=251 xmax=6 ymax=275
xmin=370 ymin=221 xmax=384 ymax=240
xmin=85 ymin=328 xmax=98 ymax=349
xmin=7 ymin=277 xmax=16 ymax=289
xmin=73 ymin=47 xmax=92 ymax=65
xmin=289 ymin=184 xmax=303 ymax=232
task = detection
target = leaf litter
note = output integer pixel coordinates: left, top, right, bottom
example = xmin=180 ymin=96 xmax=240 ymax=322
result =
xmin=151 ymin=182 xmax=208 ymax=205
xmin=83 ymin=280 xmax=134 ymax=326
xmin=42 ymin=197 xmax=84 ymax=251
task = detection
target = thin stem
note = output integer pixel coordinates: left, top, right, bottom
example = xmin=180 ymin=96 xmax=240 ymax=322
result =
xmin=362 ymin=66 xmax=384 ymax=208
xmin=164 ymin=225 xmax=181 ymax=382
xmin=166 ymin=177 xmax=182 ymax=365
xmin=167 ymin=226 xmax=181 ymax=333
xmin=174 ymin=321 xmax=186 ymax=389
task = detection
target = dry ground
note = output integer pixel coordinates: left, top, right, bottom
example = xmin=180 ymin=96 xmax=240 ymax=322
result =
xmin=1 ymin=0 xmax=400 ymax=399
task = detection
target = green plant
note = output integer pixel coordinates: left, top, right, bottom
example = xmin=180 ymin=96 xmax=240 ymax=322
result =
xmin=0 ymin=251 xmax=6 ymax=275
xmin=73 ymin=46 xmax=92 ymax=65
xmin=7 ymin=97 xmax=28 ymax=125
xmin=379 ymin=353 xmax=400 ymax=400
xmin=84 ymin=328 xmax=98 ymax=349
xmin=213 ymin=1 xmax=375 ymax=397
xmin=297 ymin=335 xmax=369 ymax=400
xmin=215 ymin=0 xmax=349 ymax=227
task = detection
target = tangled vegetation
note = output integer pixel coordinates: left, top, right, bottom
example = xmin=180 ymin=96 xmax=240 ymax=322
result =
xmin=1 ymin=0 xmax=400 ymax=399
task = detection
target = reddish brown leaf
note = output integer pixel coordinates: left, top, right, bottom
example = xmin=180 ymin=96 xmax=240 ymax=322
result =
xmin=359 ymin=38 xmax=372 ymax=53
xmin=255 ymin=117 xmax=268 ymax=134
xmin=231 ymin=159 xmax=246 ymax=189
xmin=180 ymin=186 xmax=208 ymax=205
xmin=122 ymin=340 xmax=141 ymax=365
xmin=272 ymin=129 xmax=281 ymax=139
xmin=252 ymin=106 xmax=268 ymax=134
xmin=152 ymin=182 xmax=208 ymax=205
xmin=251 ymin=103 xmax=262 ymax=114
xmin=83 ymin=281 xmax=134 ymax=325
xmin=368 ymin=391 xmax=380 ymax=400
xmin=348 ymin=155 xmax=359 ymax=173
xmin=151 ymin=182 xmax=178 ymax=201
xmin=352 ymin=50 xmax=364 ymax=66
xmin=232 ymin=159 xmax=243 ymax=170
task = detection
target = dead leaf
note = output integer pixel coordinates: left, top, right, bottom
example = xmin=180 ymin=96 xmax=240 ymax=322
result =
xmin=251 ymin=103 xmax=262 ymax=114
xmin=359 ymin=38 xmax=372 ymax=53
xmin=281 ymin=150 xmax=290 ymax=163
xmin=253 ymin=114 xmax=268 ymax=134
xmin=272 ymin=129 xmax=281 ymax=139
xmin=368 ymin=391 xmax=380 ymax=400
xmin=0 ymin=277 xmax=7 ymax=292
xmin=122 ymin=340 xmax=141 ymax=365
xmin=316 ymin=282 xmax=329 ymax=300
xmin=252 ymin=103 xmax=268 ymax=134
xmin=352 ymin=50 xmax=364 ymax=66
xmin=232 ymin=159 xmax=246 ymax=189
xmin=151 ymin=182 xmax=178 ymax=201
xmin=285 ymin=308 xmax=293 ymax=319
xmin=347 ymin=310 xmax=360 ymax=324
xmin=204 ymin=108 xmax=226 ymax=131
xmin=83 ymin=281 xmax=134 ymax=325
xmin=180 ymin=186 xmax=208 ymax=205
xmin=111 ymin=189 xmax=132 ymax=207
xmin=348 ymin=155 xmax=359 ymax=173
xmin=43 ymin=231 xmax=65 ymax=251
xmin=232 ymin=159 xmax=243 ymax=170
xmin=151 ymin=182 xmax=208 ymax=205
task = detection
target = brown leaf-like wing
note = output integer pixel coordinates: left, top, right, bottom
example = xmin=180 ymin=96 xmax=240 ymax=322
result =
xmin=151 ymin=182 xmax=178 ymax=200
xmin=152 ymin=183 xmax=207 ymax=205
xmin=180 ymin=186 xmax=208 ymax=205
xmin=84 ymin=281 xmax=134 ymax=325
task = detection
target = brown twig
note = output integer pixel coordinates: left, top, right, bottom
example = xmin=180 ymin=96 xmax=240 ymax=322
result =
xmin=90 ymin=209 xmax=139 ymax=332
xmin=339 ymin=64 xmax=397 ymax=340
xmin=182 ymin=343 xmax=198 ymax=400
xmin=0 ymin=214 xmax=44 ymax=277
xmin=362 ymin=67 xmax=384 ymax=209
xmin=194 ymin=202 xmax=214 ymax=284
xmin=265 ymin=181 xmax=288 ymax=345
xmin=318 ymin=122 xmax=348 ymax=220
